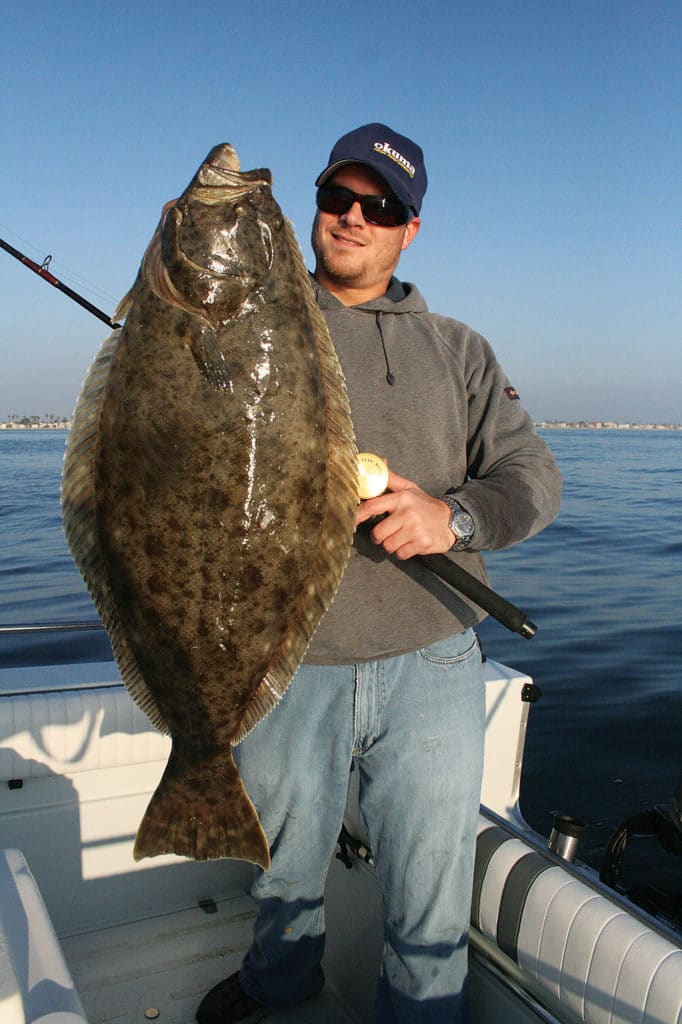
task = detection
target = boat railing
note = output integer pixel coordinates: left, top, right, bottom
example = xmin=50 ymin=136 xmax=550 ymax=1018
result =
xmin=0 ymin=621 xmax=113 ymax=679
xmin=0 ymin=621 xmax=104 ymax=635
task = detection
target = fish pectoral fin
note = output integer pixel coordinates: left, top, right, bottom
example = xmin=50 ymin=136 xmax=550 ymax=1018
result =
xmin=191 ymin=328 xmax=234 ymax=392
xmin=133 ymin=746 xmax=269 ymax=869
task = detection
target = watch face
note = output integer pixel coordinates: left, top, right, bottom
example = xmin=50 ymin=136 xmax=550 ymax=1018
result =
xmin=446 ymin=500 xmax=475 ymax=546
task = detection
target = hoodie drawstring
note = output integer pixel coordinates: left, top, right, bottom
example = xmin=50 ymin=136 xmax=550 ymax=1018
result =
xmin=376 ymin=312 xmax=396 ymax=385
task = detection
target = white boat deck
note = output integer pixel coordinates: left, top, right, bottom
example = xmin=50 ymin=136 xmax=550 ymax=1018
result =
xmin=61 ymin=893 xmax=360 ymax=1024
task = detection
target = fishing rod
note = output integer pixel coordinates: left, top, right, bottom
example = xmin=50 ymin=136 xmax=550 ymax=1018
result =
xmin=0 ymin=236 xmax=121 ymax=329
xmin=2 ymin=232 xmax=537 ymax=638
xmin=357 ymin=453 xmax=538 ymax=639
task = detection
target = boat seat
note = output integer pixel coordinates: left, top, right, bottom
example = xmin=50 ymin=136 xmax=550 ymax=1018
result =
xmin=0 ymin=848 xmax=86 ymax=1024
xmin=472 ymin=819 xmax=682 ymax=1024
xmin=0 ymin=684 xmax=169 ymax=782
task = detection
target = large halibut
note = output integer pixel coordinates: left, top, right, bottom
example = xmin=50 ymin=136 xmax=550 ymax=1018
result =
xmin=61 ymin=144 xmax=358 ymax=869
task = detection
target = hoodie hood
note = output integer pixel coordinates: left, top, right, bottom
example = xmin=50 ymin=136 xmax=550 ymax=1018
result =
xmin=309 ymin=276 xmax=429 ymax=387
xmin=309 ymin=275 xmax=428 ymax=315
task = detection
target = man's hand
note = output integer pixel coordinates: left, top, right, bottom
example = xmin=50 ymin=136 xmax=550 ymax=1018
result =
xmin=355 ymin=468 xmax=455 ymax=560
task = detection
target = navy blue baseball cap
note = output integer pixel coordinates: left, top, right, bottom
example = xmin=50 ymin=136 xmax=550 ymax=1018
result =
xmin=315 ymin=123 xmax=428 ymax=215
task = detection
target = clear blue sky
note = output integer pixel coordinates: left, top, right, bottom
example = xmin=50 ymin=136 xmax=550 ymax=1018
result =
xmin=1 ymin=1 xmax=679 ymax=422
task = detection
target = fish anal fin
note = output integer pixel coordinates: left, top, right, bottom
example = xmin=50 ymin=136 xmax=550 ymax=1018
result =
xmin=133 ymin=746 xmax=269 ymax=869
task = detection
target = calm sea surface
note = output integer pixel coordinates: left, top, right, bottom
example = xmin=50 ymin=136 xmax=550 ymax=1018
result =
xmin=1 ymin=428 xmax=681 ymax=893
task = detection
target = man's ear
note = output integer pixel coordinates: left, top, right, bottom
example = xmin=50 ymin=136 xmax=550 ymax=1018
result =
xmin=401 ymin=216 xmax=421 ymax=252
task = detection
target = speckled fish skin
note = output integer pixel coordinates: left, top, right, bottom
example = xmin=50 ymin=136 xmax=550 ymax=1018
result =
xmin=61 ymin=145 xmax=358 ymax=869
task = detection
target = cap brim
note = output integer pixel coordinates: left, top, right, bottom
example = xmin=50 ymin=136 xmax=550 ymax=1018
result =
xmin=315 ymin=159 xmax=375 ymax=187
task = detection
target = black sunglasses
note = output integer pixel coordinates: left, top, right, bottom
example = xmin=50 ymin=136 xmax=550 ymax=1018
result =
xmin=316 ymin=184 xmax=413 ymax=227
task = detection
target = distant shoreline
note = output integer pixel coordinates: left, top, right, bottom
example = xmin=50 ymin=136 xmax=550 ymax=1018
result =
xmin=535 ymin=421 xmax=682 ymax=431
xmin=1 ymin=421 xmax=71 ymax=430
xmin=1 ymin=419 xmax=681 ymax=432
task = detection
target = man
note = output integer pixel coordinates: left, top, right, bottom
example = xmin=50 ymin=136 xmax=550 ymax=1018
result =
xmin=196 ymin=123 xmax=562 ymax=1023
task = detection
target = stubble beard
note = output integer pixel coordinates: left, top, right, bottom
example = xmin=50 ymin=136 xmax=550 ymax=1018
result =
xmin=315 ymin=247 xmax=368 ymax=286
xmin=311 ymin=218 xmax=368 ymax=287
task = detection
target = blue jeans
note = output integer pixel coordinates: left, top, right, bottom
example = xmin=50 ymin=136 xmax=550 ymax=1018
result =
xmin=233 ymin=629 xmax=485 ymax=1024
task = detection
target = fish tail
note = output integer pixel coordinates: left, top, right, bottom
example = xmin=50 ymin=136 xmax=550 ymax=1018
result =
xmin=133 ymin=747 xmax=270 ymax=869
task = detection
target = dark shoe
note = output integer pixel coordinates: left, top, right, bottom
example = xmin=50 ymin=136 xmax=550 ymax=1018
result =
xmin=196 ymin=970 xmax=269 ymax=1024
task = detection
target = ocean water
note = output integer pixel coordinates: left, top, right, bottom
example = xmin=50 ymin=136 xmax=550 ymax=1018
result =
xmin=476 ymin=429 xmax=682 ymax=886
xmin=1 ymin=427 xmax=681 ymax=899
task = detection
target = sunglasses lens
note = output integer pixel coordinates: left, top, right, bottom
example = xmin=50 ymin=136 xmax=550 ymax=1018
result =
xmin=316 ymin=186 xmax=352 ymax=216
xmin=362 ymin=197 xmax=403 ymax=227
xmin=316 ymin=186 xmax=410 ymax=227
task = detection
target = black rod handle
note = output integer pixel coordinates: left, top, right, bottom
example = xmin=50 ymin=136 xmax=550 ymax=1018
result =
xmin=419 ymin=553 xmax=537 ymax=638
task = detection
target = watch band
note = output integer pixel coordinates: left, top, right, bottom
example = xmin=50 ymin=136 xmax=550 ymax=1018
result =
xmin=442 ymin=496 xmax=475 ymax=550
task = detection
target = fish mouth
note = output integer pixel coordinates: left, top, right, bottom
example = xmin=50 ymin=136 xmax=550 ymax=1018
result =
xmin=191 ymin=144 xmax=273 ymax=201
xmin=190 ymin=179 xmax=272 ymax=206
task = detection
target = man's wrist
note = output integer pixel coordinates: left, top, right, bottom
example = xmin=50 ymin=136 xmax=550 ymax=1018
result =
xmin=442 ymin=496 xmax=475 ymax=550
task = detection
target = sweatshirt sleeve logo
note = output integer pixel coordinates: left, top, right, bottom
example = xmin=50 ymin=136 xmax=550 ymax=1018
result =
xmin=505 ymin=386 xmax=520 ymax=400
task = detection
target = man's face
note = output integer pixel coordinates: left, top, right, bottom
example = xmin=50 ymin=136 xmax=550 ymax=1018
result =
xmin=311 ymin=163 xmax=420 ymax=301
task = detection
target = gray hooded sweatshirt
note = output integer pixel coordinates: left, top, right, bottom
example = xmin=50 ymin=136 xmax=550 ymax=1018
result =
xmin=304 ymin=277 xmax=562 ymax=664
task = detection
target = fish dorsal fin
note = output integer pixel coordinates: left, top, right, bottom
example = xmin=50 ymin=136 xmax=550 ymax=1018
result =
xmin=61 ymin=329 xmax=170 ymax=734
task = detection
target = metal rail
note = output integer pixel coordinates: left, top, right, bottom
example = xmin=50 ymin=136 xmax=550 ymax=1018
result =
xmin=0 ymin=621 xmax=104 ymax=635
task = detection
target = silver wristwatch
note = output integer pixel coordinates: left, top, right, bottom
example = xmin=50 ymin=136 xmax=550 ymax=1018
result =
xmin=442 ymin=496 xmax=475 ymax=550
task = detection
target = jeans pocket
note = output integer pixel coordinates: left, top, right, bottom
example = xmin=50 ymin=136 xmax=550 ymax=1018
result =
xmin=418 ymin=629 xmax=480 ymax=665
